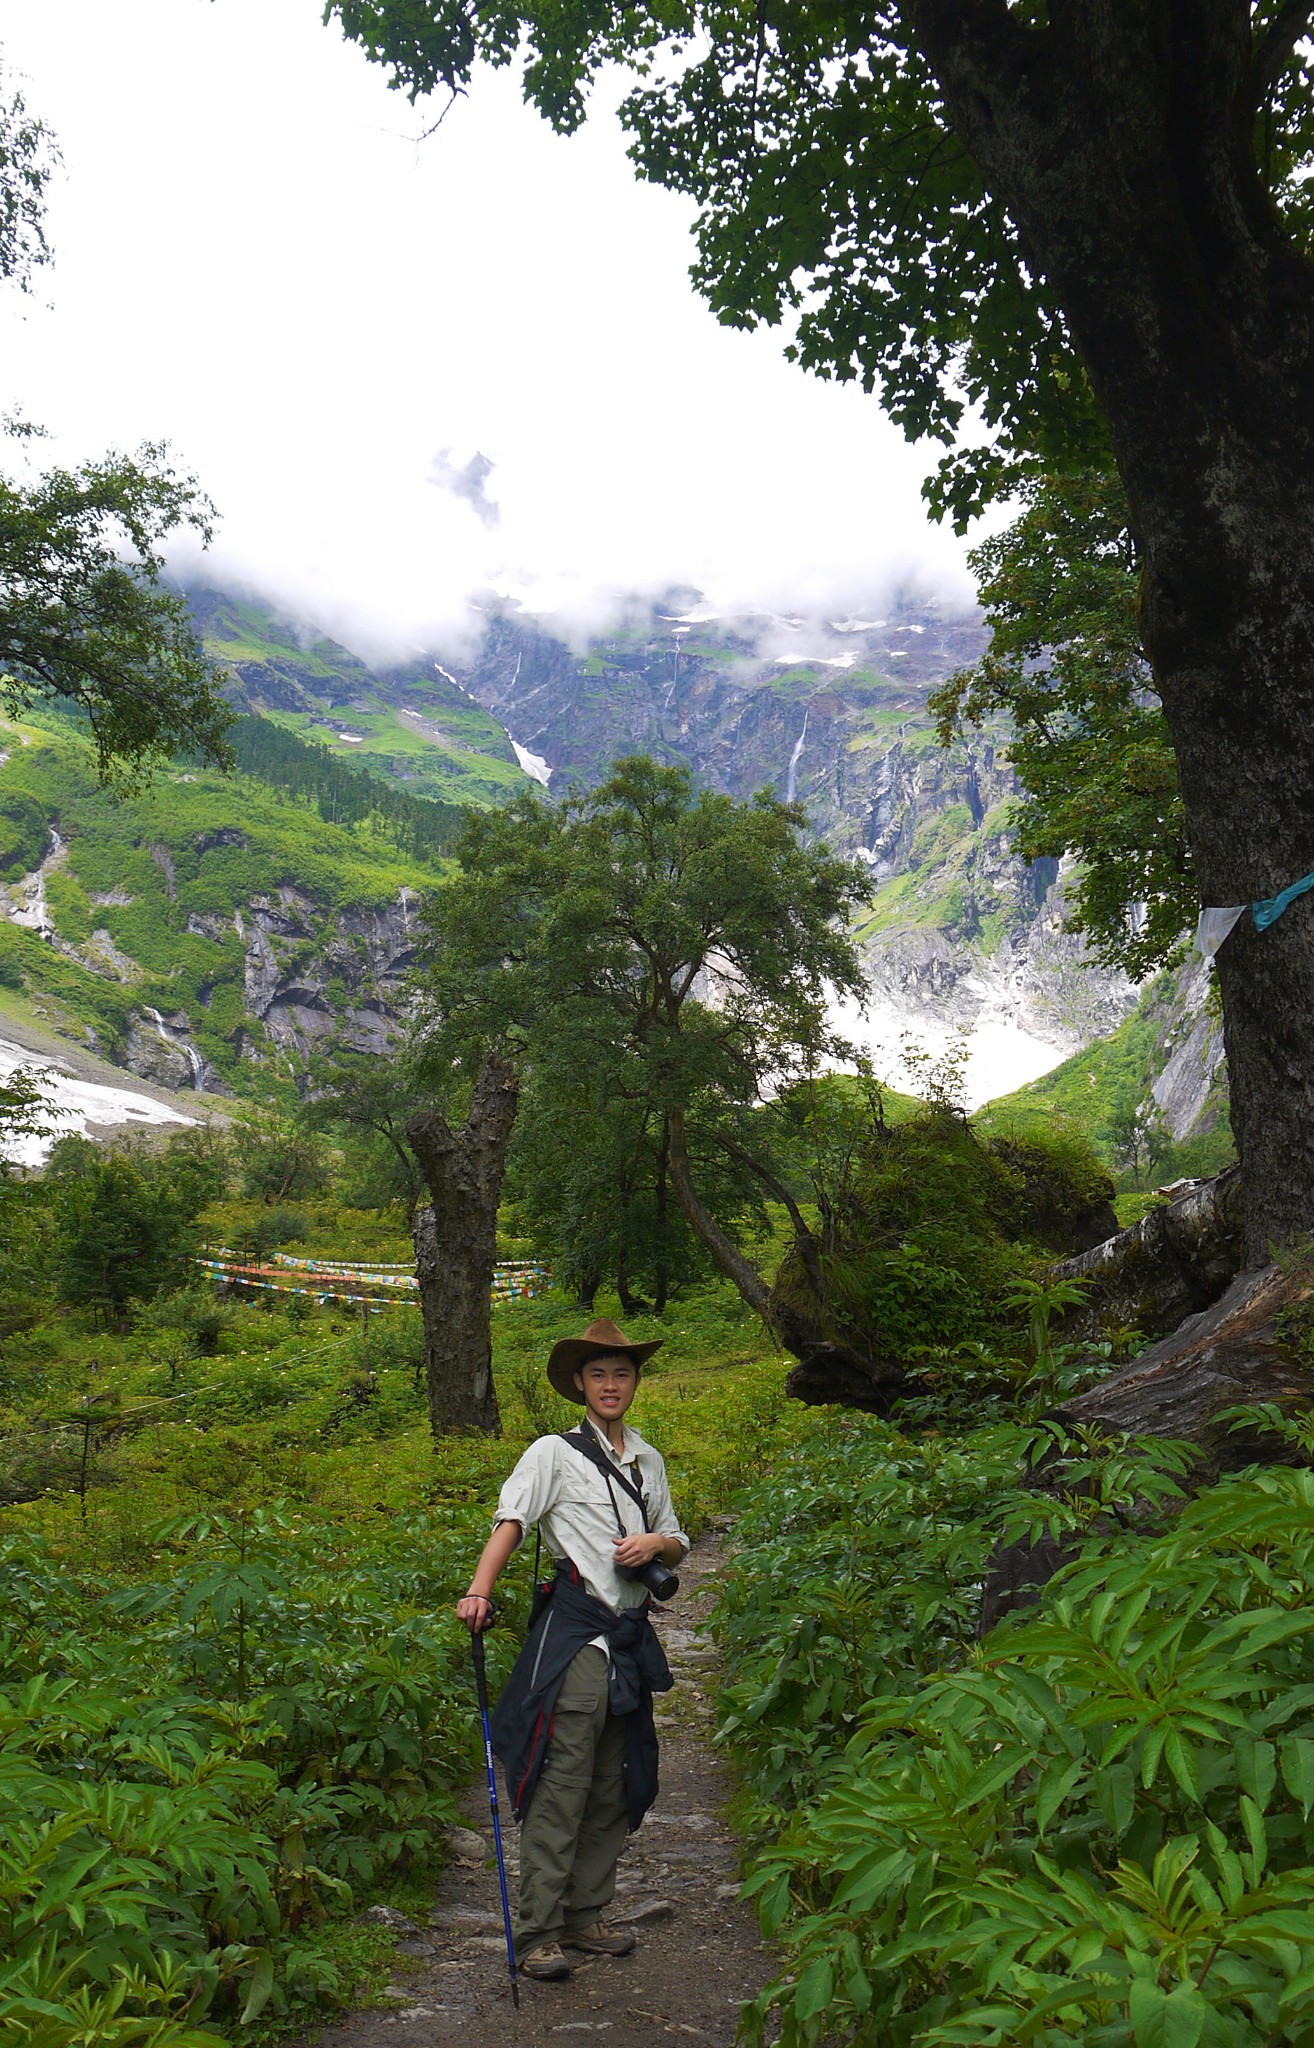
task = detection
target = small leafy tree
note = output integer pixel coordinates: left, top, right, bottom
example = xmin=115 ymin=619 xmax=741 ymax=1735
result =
xmin=233 ymin=1105 xmax=332 ymax=1205
xmin=411 ymin=754 xmax=869 ymax=1418
xmin=0 ymin=435 xmax=232 ymax=782
xmin=0 ymin=1063 xmax=56 ymax=1165
xmin=1102 ymin=1086 xmax=1173 ymax=1189
xmin=506 ymin=1072 xmax=764 ymax=1314
xmin=304 ymin=1046 xmax=423 ymax=1221
xmin=46 ymin=1138 xmax=211 ymax=1325
xmin=932 ymin=466 xmax=1192 ymax=979
xmin=0 ymin=1064 xmax=57 ymax=1341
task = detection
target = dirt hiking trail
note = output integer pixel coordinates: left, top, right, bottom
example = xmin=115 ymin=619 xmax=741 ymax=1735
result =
xmin=302 ymin=1534 xmax=776 ymax=2048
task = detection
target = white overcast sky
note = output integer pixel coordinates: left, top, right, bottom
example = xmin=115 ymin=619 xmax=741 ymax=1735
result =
xmin=0 ymin=0 xmax=978 ymax=657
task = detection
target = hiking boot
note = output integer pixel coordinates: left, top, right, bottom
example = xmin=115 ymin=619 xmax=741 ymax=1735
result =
xmin=563 ymin=1920 xmax=638 ymax=1956
xmin=520 ymin=1941 xmax=572 ymax=1980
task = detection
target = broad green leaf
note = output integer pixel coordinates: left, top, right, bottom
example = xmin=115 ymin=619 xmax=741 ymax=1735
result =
xmin=1129 ymin=1978 xmax=1208 ymax=2048
xmin=793 ymin=1956 xmax=835 ymax=2022
xmin=1163 ymin=1730 xmax=1199 ymax=1805
xmin=1035 ymin=1754 xmax=1085 ymax=1832
xmin=1281 ymin=1736 xmax=1314 ymax=1819
xmin=1240 ymin=1795 xmax=1269 ymax=1879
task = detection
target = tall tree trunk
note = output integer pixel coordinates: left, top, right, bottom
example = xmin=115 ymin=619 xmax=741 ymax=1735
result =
xmin=575 ymin=1272 xmax=600 ymax=1313
xmin=616 ymin=1260 xmax=652 ymax=1318
xmin=654 ymin=1116 xmax=670 ymax=1316
xmin=405 ymin=1053 xmax=519 ymax=1436
xmin=913 ymin=0 xmax=1314 ymax=1261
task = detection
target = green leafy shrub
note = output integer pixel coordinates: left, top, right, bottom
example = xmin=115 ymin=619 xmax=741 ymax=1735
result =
xmin=771 ymin=1105 xmax=1111 ymax=1382
xmin=45 ymin=1139 xmax=213 ymax=1325
xmin=138 ymin=1284 xmax=234 ymax=1359
xmin=0 ymin=1501 xmax=481 ymax=2042
xmin=0 ymin=792 xmax=48 ymax=875
xmin=233 ymin=1110 xmax=332 ymax=1205
xmin=715 ymin=1417 xmax=1314 ymax=2048
xmin=985 ymin=1129 xmax=1117 ymax=1251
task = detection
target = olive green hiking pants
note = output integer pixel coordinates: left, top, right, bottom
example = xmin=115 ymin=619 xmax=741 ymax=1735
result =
xmin=515 ymin=1644 xmax=629 ymax=1959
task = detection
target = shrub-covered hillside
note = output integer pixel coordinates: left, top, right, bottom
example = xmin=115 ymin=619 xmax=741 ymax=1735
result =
xmin=0 ymin=1122 xmax=790 ymax=2046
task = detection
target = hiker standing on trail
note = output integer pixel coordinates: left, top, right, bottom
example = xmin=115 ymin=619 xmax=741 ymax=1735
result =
xmin=456 ymin=1318 xmax=689 ymax=1983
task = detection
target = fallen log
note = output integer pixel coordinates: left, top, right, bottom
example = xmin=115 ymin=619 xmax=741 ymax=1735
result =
xmin=979 ymin=1258 xmax=1314 ymax=1632
xmin=1050 ymin=1166 xmax=1245 ymax=1344
xmin=1055 ymin=1259 xmax=1314 ymax=1463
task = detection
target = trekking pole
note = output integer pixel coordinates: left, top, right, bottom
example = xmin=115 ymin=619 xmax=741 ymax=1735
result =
xmin=471 ymin=1622 xmax=520 ymax=2008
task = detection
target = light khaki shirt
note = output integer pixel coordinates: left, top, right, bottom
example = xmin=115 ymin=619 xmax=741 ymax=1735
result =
xmin=494 ymin=1415 xmax=689 ymax=1620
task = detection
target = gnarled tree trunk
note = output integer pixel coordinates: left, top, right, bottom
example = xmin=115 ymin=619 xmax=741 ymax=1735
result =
xmin=913 ymin=1 xmax=1314 ymax=1263
xmin=406 ymin=1053 xmax=519 ymax=1436
xmin=1050 ymin=1167 xmax=1246 ymax=1344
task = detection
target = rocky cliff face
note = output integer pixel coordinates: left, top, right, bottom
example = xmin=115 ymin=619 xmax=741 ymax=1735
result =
xmin=1150 ymin=957 xmax=1227 ymax=1141
xmin=448 ymin=598 xmax=1145 ymax=1091
xmin=114 ymin=885 xmax=420 ymax=1091
xmin=233 ymin=887 xmax=419 ymax=1067
xmin=0 ymin=717 xmax=435 ymax=1101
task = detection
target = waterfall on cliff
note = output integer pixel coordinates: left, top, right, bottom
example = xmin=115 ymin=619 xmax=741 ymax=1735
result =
xmin=785 ymin=707 xmax=810 ymax=803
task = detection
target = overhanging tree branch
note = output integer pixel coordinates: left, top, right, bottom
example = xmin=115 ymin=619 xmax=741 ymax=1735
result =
xmin=1252 ymin=0 xmax=1314 ymax=103
xmin=695 ymin=1127 xmax=826 ymax=1300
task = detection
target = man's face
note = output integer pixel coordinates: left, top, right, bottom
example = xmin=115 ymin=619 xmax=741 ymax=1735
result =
xmin=574 ymin=1354 xmax=638 ymax=1427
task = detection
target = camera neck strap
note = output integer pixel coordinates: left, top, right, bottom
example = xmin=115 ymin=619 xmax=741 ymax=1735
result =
xmin=560 ymin=1426 xmax=650 ymax=1535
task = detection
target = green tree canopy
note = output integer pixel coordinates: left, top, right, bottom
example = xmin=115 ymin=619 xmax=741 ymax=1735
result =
xmin=0 ymin=435 xmax=232 ymax=780
xmin=416 ymin=754 xmax=869 ymax=1354
xmin=328 ymin=3 xmax=1314 ymax=524
xmin=931 ymin=466 xmax=1191 ymax=978
xmin=45 ymin=1136 xmax=213 ymax=1324
xmin=0 ymin=54 xmax=230 ymax=780
xmin=304 ymin=1043 xmax=425 ymax=1220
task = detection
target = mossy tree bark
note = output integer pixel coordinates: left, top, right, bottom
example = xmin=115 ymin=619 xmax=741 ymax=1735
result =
xmin=406 ymin=1052 xmax=519 ymax=1437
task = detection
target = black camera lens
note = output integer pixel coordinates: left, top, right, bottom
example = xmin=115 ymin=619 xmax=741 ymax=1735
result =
xmin=617 ymin=1557 xmax=680 ymax=1601
xmin=638 ymin=1557 xmax=680 ymax=1601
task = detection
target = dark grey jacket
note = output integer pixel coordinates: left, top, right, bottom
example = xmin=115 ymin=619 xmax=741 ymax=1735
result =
xmin=490 ymin=1566 xmax=673 ymax=1828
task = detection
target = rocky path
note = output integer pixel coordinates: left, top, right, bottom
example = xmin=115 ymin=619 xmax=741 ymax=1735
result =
xmin=304 ymin=1535 xmax=775 ymax=2047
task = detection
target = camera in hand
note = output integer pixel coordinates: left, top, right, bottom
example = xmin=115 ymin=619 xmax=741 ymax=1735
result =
xmin=618 ymin=1555 xmax=680 ymax=1601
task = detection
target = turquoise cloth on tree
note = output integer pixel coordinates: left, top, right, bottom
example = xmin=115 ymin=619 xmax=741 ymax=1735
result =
xmin=1252 ymin=868 xmax=1314 ymax=931
xmin=1196 ymin=865 xmax=1314 ymax=956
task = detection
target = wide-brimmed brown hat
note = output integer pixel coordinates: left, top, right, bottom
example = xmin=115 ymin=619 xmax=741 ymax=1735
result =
xmin=546 ymin=1317 xmax=664 ymax=1402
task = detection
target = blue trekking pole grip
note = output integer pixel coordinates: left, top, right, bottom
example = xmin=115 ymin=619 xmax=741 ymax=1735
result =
xmin=471 ymin=1622 xmax=520 ymax=2008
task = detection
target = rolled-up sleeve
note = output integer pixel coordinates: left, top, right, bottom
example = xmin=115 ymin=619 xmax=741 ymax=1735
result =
xmin=493 ymin=1437 xmax=560 ymax=1547
xmin=644 ymin=1453 xmax=689 ymax=1558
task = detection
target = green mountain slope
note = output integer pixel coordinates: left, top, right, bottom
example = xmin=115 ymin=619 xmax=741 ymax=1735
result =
xmin=0 ymin=710 xmax=451 ymax=1094
xmin=188 ymin=587 xmax=532 ymax=808
xmin=979 ymin=956 xmax=1232 ymax=1186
